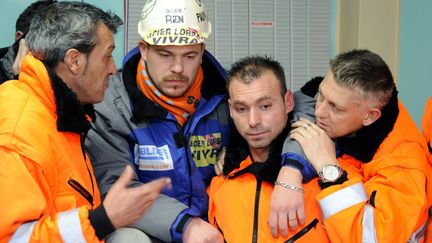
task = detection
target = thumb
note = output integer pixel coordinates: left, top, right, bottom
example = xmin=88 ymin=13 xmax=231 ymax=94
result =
xmin=112 ymin=166 xmax=134 ymax=190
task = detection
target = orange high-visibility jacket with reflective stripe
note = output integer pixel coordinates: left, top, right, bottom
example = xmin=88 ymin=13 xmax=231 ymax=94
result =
xmin=208 ymin=156 xmax=330 ymax=243
xmin=315 ymin=102 xmax=431 ymax=243
xmin=0 ymin=55 xmax=102 ymax=242
xmin=209 ymin=102 xmax=431 ymax=242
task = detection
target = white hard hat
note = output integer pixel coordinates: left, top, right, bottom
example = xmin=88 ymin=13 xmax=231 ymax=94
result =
xmin=138 ymin=0 xmax=212 ymax=46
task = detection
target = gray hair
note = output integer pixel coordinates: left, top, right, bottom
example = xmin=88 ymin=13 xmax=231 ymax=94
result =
xmin=26 ymin=1 xmax=123 ymax=67
xmin=330 ymin=49 xmax=395 ymax=109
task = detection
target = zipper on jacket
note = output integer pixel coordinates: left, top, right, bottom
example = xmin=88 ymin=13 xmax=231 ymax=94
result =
xmin=284 ymin=218 xmax=319 ymax=243
xmin=80 ymin=132 xmax=95 ymax=208
xmin=252 ymin=180 xmax=262 ymax=243
xmin=68 ymin=178 xmax=94 ymax=207
xmin=175 ymin=123 xmax=193 ymax=206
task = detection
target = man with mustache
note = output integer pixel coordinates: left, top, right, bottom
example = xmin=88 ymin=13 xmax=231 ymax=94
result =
xmin=85 ymin=0 xmax=311 ymax=242
xmin=0 ymin=2 xmax=170 ymax=242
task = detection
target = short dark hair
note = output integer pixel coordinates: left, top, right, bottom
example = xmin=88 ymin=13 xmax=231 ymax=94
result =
xmin=330 ymin=49 xmax=395 ymax=108
xmin=227 ymin=55 xmax=288 ymax=97
xmin=15 ymin=0 xmax=57 ymax=36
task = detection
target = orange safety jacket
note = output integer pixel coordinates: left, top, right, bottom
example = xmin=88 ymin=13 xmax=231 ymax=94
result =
xmin=0 ymin=55 xmax=105 ymax=242
xmin=422 ymin=97 xmax=432 ymax=150
xmin=421 ymin=97 xmax=432 ymax=242
xmin=209 ymin=100 xmax=431 ymax=242
xmin=314 ymin=101 xmax=431 ymax=243
xmin=208 ymin=156 xmax=330 ymax=243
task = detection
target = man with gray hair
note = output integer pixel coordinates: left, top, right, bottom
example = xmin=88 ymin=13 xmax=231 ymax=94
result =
xmin=0 ymin=2 xmax=170 ymax=242
xmin=288 ymin=49 xmax=432 ymax=242
xmin=85 ymin=0 xmax=310 ymax=242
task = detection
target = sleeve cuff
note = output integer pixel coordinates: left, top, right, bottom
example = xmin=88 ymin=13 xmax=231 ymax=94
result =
xmin=171 ymin=212 xmax=193 ymax=242
xmin=281 ymin=153 xmax=317 ymax=182
xmin=88 ymin=204 xmax=116 ymax=240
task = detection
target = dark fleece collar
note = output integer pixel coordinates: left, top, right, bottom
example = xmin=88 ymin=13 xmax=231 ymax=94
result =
xmin=121 ymin=51 xmax=227 ymax=123
xmin=223 ymin=115 xmax=292 ymax=183
xmin=44 ymin=62 xmax=95 ymax=134
xmin=301 ymin=76 xmax=399 ymax=163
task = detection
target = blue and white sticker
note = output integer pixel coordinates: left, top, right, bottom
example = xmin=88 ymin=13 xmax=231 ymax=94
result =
xmin=135 ymin=144 xmax=174 ymax=171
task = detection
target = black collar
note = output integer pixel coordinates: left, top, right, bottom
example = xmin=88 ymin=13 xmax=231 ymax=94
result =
xmin=301 ymin=76 xmax=399 ymax=163
xmin=223 ymin=116 xmax=292 ymax=183
xmin=336 ymin=88 xmax=399 ymax=162
xmin=44 ymin=62 xmax=95 ymax=135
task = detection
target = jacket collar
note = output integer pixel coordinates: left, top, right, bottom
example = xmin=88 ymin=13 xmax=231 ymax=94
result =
xmin=301 ymin=76 xmax=399 ymax=163
xmin=44 ymin=62 xmax=95 ymax=135
xmin=0 ymin=45 xmax=17 ymax=82
xmin=223 ymin=117 xmax=292 ymax=183
xmin=121 ymin=47 xmax=227 ymax=123
xmin=336 ymin=88 xmax=399 ymax=162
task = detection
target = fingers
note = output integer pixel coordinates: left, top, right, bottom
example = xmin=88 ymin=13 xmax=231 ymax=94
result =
xmin=103 ymin=166 xmax=171 ymax=229
xmin=292 ymin=117 xmax=318 ymax=132
xmin=278 ymin=212 xmax=289 ymax=237
xmin=290 ymin=118 xmax=318 ymax=142
xmin=214 ymin=163 xmax=221 ymax=176
xmin=288 ymin=211 xmax=298 ymax=230
xmin=214 ymin=147 xmax=226 ymax=176
xmin=268 ymin=211 xmax=279 ymax=238
xmin=12 ymin=39 xmax=29 ymax=75
xmin=138 ymin=177 xmax=171 ymax=195
xmin=131 ymin=178 xmax=171 ymax=213
xmin=112 ymin=166 xmax=134 ymax=190
xmin=297 ymin=206 xmax=306 ymax=225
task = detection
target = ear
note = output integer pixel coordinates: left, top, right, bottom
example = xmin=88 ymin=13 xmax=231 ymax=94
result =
xmin=63 ymin=49 xmax=86 ymax=75
xmin=15 ymin=31 xmax=24 ymax=41
xmin=138 ymin=40 xmax=149 ymax=62
xmin=362 ymin=108 xmax=381 ymax=126
xmin=284 ymin=90 xmax=294 ymax=113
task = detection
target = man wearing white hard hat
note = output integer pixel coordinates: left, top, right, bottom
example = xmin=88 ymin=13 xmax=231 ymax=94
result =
xmin=86 ymin=0 xmax=309 ymax=242
xmin=86 ymin=0 xmax=227 ymax=241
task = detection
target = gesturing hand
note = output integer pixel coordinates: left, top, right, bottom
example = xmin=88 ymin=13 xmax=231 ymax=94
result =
xmin=103 ymin=166 xmax=171 ymax=228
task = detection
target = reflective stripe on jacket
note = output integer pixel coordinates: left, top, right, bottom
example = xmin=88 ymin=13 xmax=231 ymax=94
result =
xmin=316 ymin=102 xmax=431 ymax=242
xmin=209 ymin=101 xmax=431 ymax=243
xmin=0 ymin=55 xmax=101 ymax=242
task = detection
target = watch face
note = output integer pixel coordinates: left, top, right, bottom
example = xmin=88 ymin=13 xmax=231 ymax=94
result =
xmin=323 ymin=165 xmax=340 ymax=182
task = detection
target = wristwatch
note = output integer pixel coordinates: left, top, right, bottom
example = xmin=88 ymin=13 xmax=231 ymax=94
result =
xmin=318 ymin=164 xmax=343 ymax=183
